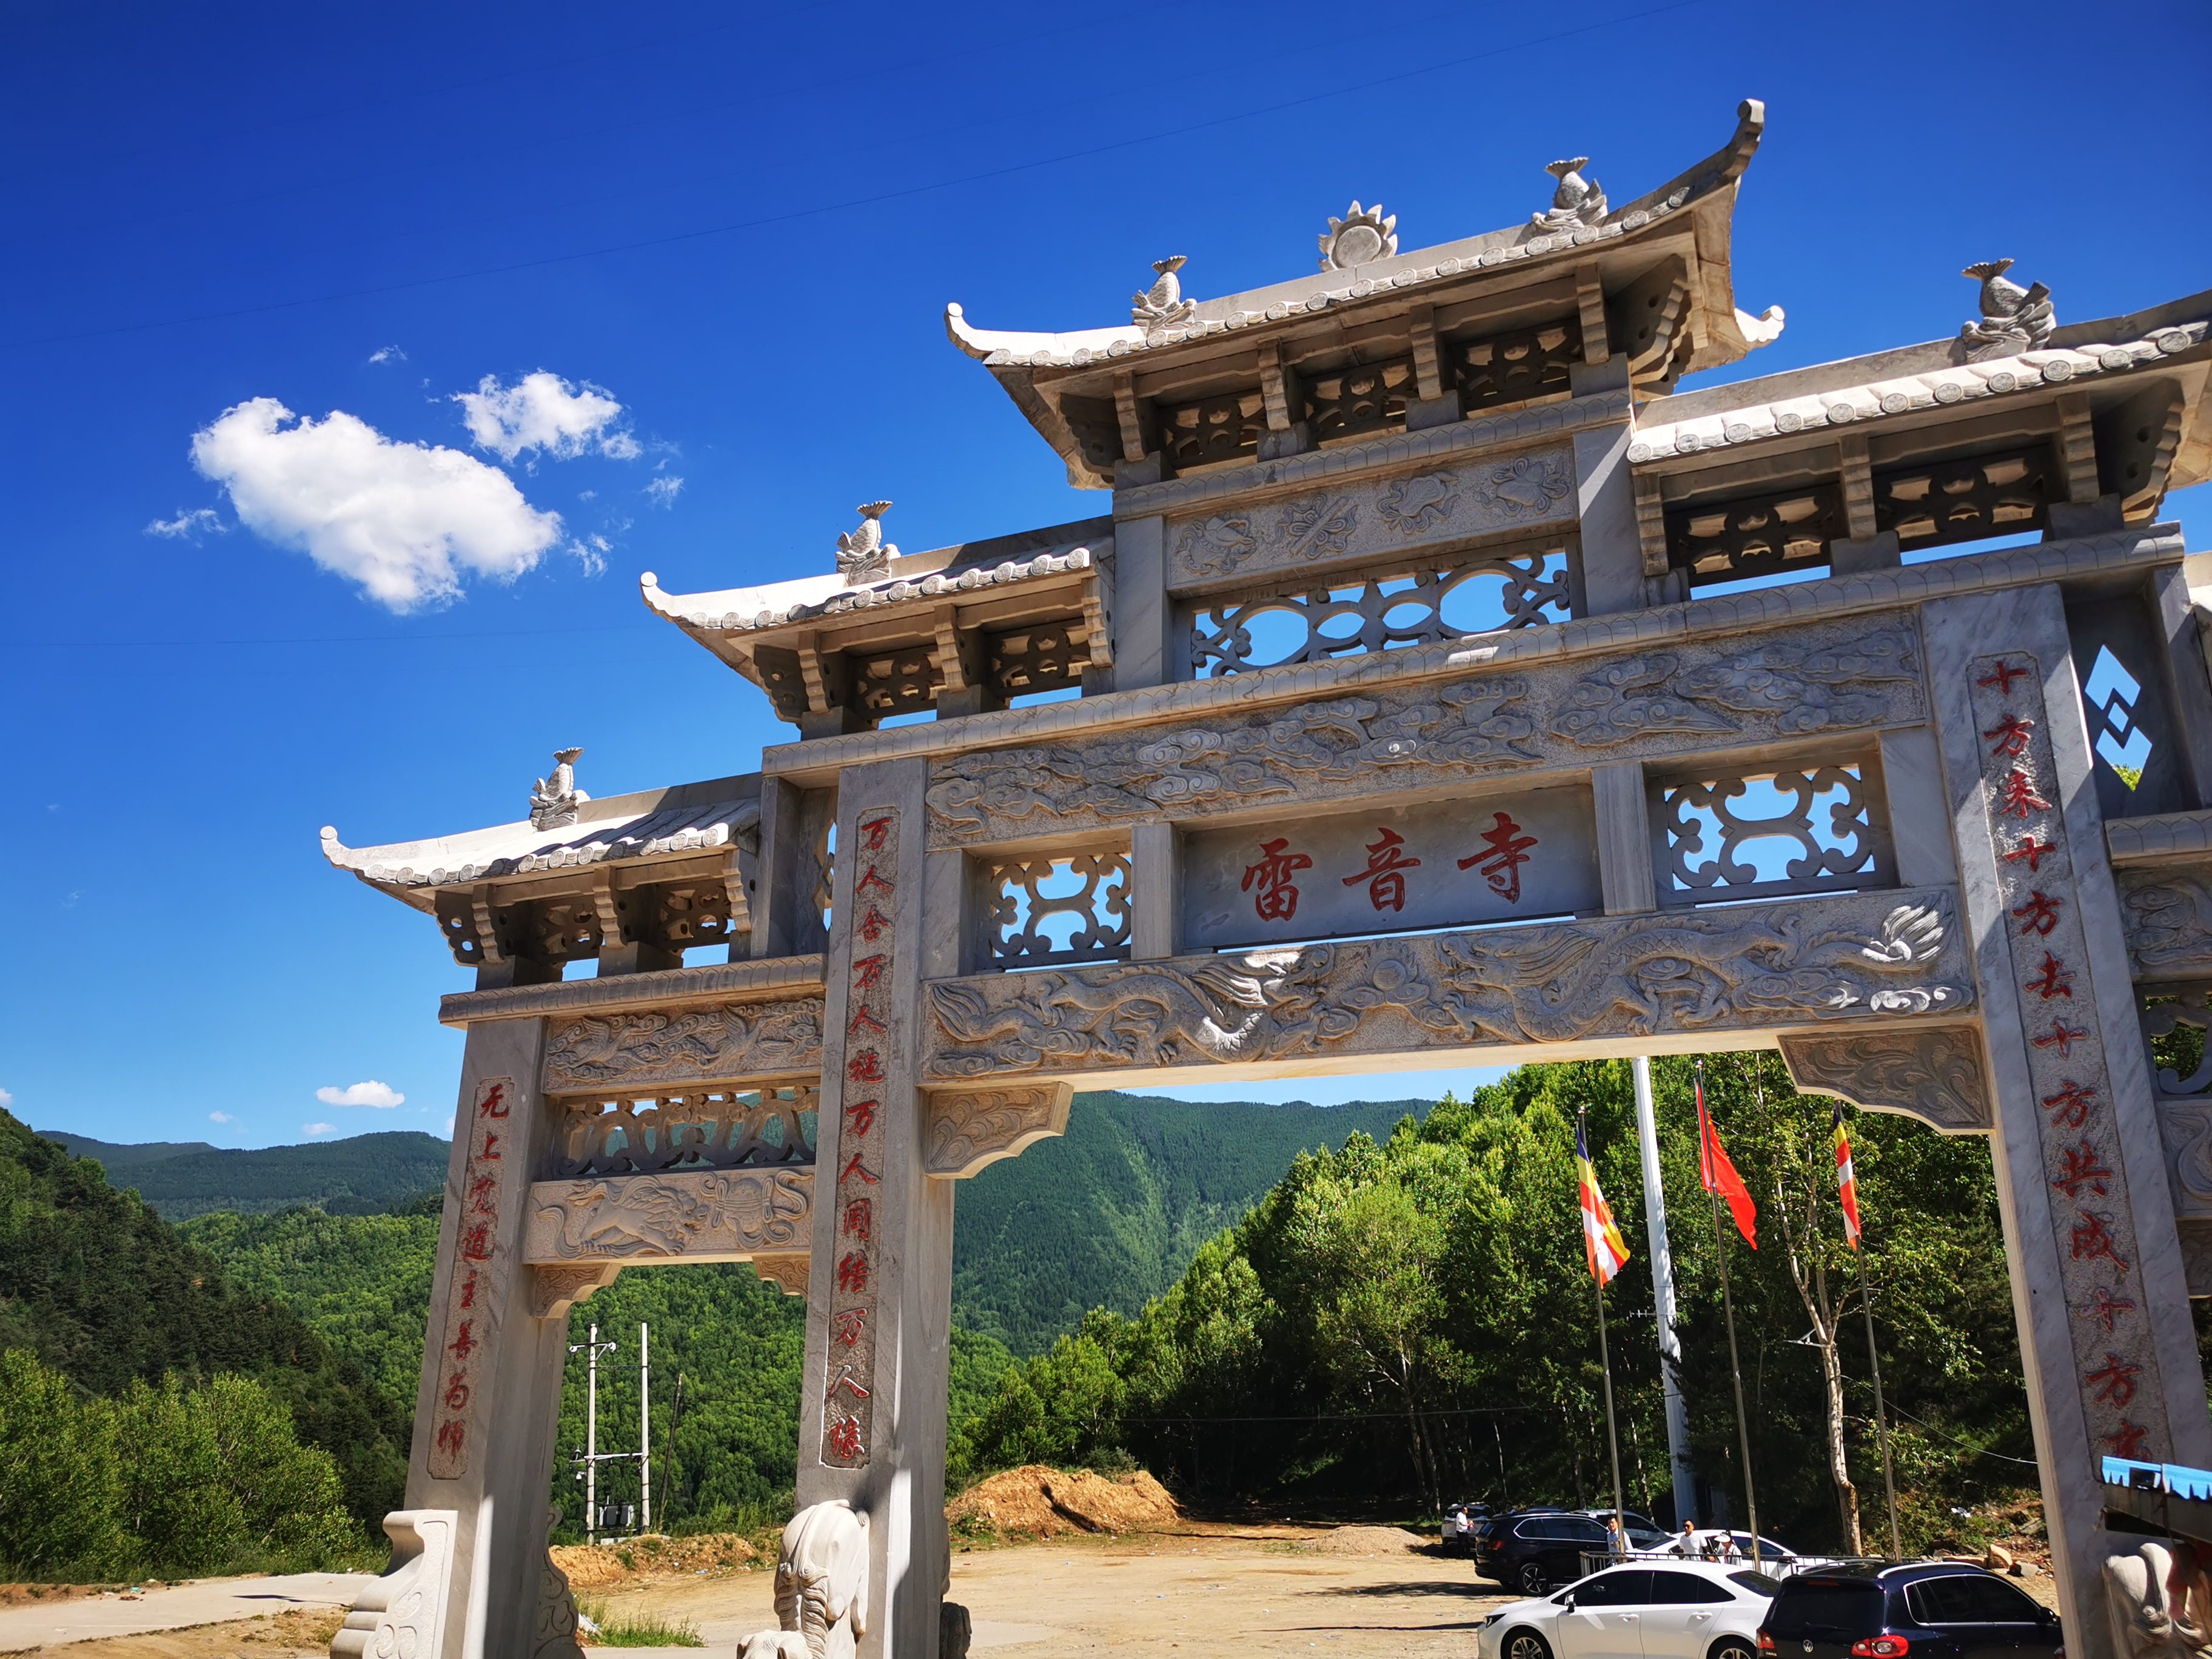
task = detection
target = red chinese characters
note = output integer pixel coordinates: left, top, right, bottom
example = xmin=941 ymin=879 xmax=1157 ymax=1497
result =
xmin=1459 ymin=813 xmax=1538 ymax=903
xmin=2050 ymin=1141 xmax=2114 ymax=1200
xmin=823 ymin=808 xmax=900 ymax=1469
xmin=426 ymin=1074 xmax=517 ymax=1480
xmin=2040 ymin=1079 xmax=2099 ymax=1130
xmin=1242 ymin=837 xmax=1312 ymax=921
xmin=1998 ymin=768 xmax=2052 ymax=819
xmin=1341 ymin=827 xmax=1421 ymax=913
xmin=2011 ymin=891 xmax=2063 ymax=937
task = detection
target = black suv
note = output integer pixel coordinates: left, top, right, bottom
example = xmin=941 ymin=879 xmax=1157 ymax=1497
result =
xmin=1759 ymin=1564 xmax=2060 ymax=1659
xmin=1478 ymin=1509 xmax=1612 ymax=1594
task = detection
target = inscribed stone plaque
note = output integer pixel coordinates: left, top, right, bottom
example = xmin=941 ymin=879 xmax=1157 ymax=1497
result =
xmin=1180 ymin=785 xmax=1598 ymax=951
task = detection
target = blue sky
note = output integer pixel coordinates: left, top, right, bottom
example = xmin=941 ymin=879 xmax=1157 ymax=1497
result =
xmin=4 ymin=0 xmax=2208 ymax=1148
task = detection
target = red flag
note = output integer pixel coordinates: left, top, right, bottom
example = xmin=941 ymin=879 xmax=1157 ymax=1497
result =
xmin=1696 ymin=1066 xmax=1757 ymax=1248
xmin=1832 ymin=1103 xmax=1862 ymax=1250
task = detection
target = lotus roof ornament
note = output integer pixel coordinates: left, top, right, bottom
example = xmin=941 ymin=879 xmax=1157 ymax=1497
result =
xmin=1319 ymin=201 xmax=1398 ymax=270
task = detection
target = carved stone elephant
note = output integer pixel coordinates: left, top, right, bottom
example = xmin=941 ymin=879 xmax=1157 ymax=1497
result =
xmin=2105 ymin=1538 xmax=2212 ymax=1659
xmin=737 ymin=1633 xmax=810 ymax=1659
xmin=766 ymin=1500 xmax=870 ymax=1659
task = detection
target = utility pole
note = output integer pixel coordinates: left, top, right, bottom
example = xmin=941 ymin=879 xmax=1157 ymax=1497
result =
xmin=639 ymin=1322 xmax=651 ymax=1535
xmin=570 ymin=1324 xmax=616 ymax=1544
xmin=1632 ymin=1056 xmax=1698 ymax=1526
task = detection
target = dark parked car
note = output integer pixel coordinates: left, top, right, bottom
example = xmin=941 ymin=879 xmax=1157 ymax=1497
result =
xmin=1479 ymin=1509 xmax=1615 ymax=1595
xmin=1758 ymin=1564 xmax=2060 ymax=1659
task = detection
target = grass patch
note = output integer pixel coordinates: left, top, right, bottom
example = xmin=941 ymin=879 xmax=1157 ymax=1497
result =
xmin=578 ymin=1600 xmax=705 ymax=1648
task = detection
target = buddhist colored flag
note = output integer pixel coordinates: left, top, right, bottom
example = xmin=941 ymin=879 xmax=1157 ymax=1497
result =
xmin=1695 ymin=1065 xmax=1758 ymax=1248
xmin=1833 ymin=1103 xmax=1863 ymax=1249
xmin=1577 ymin=1118 xmax=1633 ymax=1284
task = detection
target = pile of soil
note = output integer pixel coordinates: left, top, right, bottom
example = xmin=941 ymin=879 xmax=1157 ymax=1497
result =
xmin=551 ymin=1531 xmax=760 ymax=1590
xmin=0 ymin=1581 xmax=110 ymax=1606
xmin=1310 ymin=1526 xmax=1428 ymax=1557
xmin=948 ymin=1466 xmax=1181 ymax=1539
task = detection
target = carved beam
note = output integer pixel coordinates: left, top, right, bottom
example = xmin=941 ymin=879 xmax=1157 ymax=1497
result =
xmin=925 ymin=1082 xmax=1074 ymax=1179
xmin=528 ymin=1263 xmax=622 ymax=1319
xmin=2054 ymin=391 xmax=2101 ymax=505
xmin=541 ymin=997 xmax=825 ymax=1093
xmin=1777 ymin=1025 xmax=1993 ymax=1136
xmin=1574 ymin=264 xmax=1610 ymax=366
xmin=1257 ymin=340 xmax=1298 ymax=433
xmin=522 ymin=1168 xmax=814 ymax=1264
xmin=922 ymin=888 xmax=1972 ymax=1081
xmin=1635 ymin=472 xmax=1669 ymax=577
xmin=1408 ymin=304 xmax=1443 ymax=403
xmin=752 ymin=1253 xmax=811 ymax=1298
xmin=2096 ymin=380 xmax=2186 ymax=520
xmin=1837 ymin=434 xmax=1877 ymax=542
xmin=1112 ymin=372 xmax=1155 ymax=464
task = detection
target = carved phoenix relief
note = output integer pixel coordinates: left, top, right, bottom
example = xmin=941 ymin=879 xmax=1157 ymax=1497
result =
xmin=926 ymin=618 xmax=1926 ymax=846
xmin=921 ymin=891 xmax=1969 ymax=1079
xmin=543 ymin=999 xmax=825 ymax=1092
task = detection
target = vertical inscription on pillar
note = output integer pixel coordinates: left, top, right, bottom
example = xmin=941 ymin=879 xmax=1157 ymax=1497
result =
xmin=427 ymin=1075 xmax=520 ymax=1479
xmin=822 ymin=809 xmax=898 ymax=1469
xmin=1966 ymin=654 xmax=2171 ymax=1461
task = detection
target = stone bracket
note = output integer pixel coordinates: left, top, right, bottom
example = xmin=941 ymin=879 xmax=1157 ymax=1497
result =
xmin=925 ymin=1082 xmax=1074 ymax=1178
xmin=331 ymin=1509 xmax=458 ymax=1659
xmin=1777 ymin=1024 xmax=1994 ymax=1135
xmin=527 ymin=1263 xmax=621 ymax=1321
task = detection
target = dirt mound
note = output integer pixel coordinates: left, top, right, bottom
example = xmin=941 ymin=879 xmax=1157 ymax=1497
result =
xmin=948 ymin=1465 xmax=1180 ymax=1538
xmin=1310 ymin=1526 xmax=1428 ymax=1556
xmin=551 ymin=1531 xmax=759 ymax=1590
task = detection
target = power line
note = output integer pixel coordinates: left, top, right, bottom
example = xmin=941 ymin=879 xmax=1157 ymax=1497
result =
xmin=3 ymin=0 xmax=1708 ymax=350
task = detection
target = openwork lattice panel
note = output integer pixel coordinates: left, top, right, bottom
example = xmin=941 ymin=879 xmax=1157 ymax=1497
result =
xmin=1302 ymin=357 xmax=1417 ymax=441
xmin=436 ymin=891 xmax=605 ymax=969
xmin=849 ymin=646 xmax=940 ymax=720
xmin=1159 ymin=390 xmax=1262 ymax=468
xmin=1665 ymin=484 xmax=1846 ymax=585
xmin=986 ymin=620 xmax=1090 ymax=700
xmin=1450 ymin=316 xmax=1580 ymax=412
xmin=1652 ymin=759 xmax=1896 ymax=907
xmin=552 ymin=1083 xmax=818 ymax=1176
xmin=987 ymin=850 xmax=1131 ymax=966
xmin=1188 ymin=551 xmax=1570 ymax=676
xmin=1874 ymin=447 xmax=2051 ymax=550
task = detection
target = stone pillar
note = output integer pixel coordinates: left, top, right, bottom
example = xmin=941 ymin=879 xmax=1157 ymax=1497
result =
xmin=797 ymin=757 xmax=954 ymax=1659
xmin=1107 ymin=513 xmax=1172 ymax=691
xmin=1924 ymin=586 xmax=2212 ymax=1655
xmin=1567 ymin=372 xmax=1643 ymax=618
xmin=381 ymin=1016 xmax=578 ymax=1659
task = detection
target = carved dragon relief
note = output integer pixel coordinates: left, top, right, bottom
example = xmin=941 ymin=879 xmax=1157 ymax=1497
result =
xmin=522 ymin=1168 xmax=813 ymax=1262
xmin=1777 ymin=1025 xmax=1994 ymax=1135
xmin=925 ymin=617 xmax=1926 ymax=847
xmin=542 ymin=999 xmax=825 ymax=1092
xmin=2118 ymin=866 xmax=2212 ymax=979
xmin=920 ymin=891 xmax=1969 ymax=1080
xmin=925 ymin=1083 xmax=1075 ymax=1179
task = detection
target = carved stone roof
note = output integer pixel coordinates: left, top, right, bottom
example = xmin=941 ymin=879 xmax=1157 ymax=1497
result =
xmin=947 ymin=101 xmax=1768 ymax=373
xmin=1631 ymin=303 xmax=2212 ymax=465
xmin=323 ymin=776 xmax=761 ymax=900
xmin=642 ymin=530 xmax=1104 ymax=636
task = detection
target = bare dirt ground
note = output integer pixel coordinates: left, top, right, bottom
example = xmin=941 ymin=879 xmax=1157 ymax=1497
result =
xmin=583 ymin=1521 xmax=1512 ymax=1658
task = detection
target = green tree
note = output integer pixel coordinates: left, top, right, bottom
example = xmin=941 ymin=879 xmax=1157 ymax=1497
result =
xmin=0 ymin=1350 xmax=124 ymax=1577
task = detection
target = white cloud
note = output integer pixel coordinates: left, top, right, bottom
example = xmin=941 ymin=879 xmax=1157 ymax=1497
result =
xmin=0 ymin=1087 xmax=13 ymax=1108
xmin=209 ymin=1111 xmax=233 ymax=1124
xmin=368 ymin=344 xmax=407 ymax=364
xmin=645 ymin=475 xmax=683 ymax=508
xmin=571 ymin=534 xmax=611 ymax=577
xmin=317 ymin=1080 xmax=406 ymax=1108
xmin=455 ymin=372 xmax=638 ymax=463
xmin=303 ymin=1122 xmax=338 ymax=1137
xmin=191 ymin=397 xmax=563 ymax=612
xmin=146 ymin=507 xmax=226 ymax=539
xmin=443 ymin=1115 xmax=455 ymax=1137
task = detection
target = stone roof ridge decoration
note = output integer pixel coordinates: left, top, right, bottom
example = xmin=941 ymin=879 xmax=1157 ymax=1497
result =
xmin=943 ymin=98 xmax=1771 ymax=372
xmin=529 ymin=748 xmax=588 ymax=830
xmin=1628 ymin=315 xmax=2210 ymax=464
xmin=1319 ymin=203 xmax=1397 ymax=270
xmin=322 ymin=788 xmax=762 ymax=895
xmin=1131 ymin=256 xmax=1196 ymax=334
xmin=1532 ymin=158 xmax=1605 ymax=233
xmin=641 ymin=537 xmax=1102 ymax=637
xmin=1957 ymin=259 xmax=2056 ymax=363
xmin=835 ymin=501 xmax=897 ymax=583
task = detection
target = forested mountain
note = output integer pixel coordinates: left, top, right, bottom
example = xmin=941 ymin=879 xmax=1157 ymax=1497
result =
xmin=0 ymin=1110 xmax=409 ymax=1529
xmin=953 ymin=1091 xmax=1424 ymax=1352
xmin=37 ymin=1128 xmax=450 ymax=1219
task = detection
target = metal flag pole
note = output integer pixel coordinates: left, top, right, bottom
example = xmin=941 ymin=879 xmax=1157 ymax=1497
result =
xmin=640 ymin=1322 xmax=651 ymax=1535
xmin=1852 ymin=1228 xmax=1904 ymax=1558
xmin=1632 ymin=1056 xmax=1698 ymax=1525
xmin=586 ymin=1323 xmax=601 ymax=1545
xmin=1699 ymin=1060 xmax=1763 ymax=1566
xmin=1583 ymin=1105 xmax=1630 ymax=1557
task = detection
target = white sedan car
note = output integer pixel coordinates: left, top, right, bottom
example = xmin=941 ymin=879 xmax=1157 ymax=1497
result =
xmin=1476 ymin=1560 xmax=1784 ymax=1659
